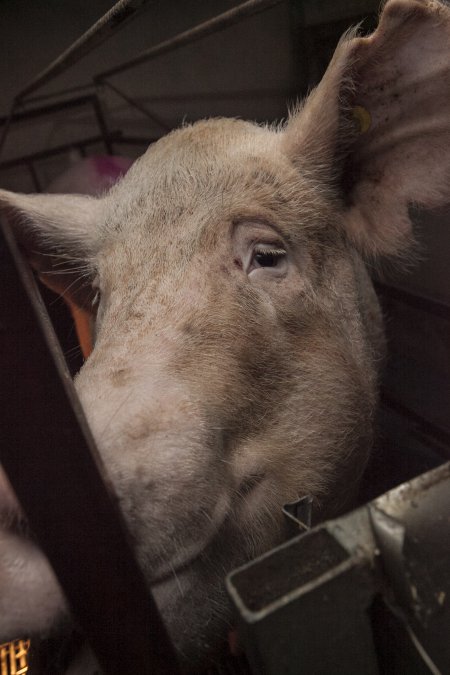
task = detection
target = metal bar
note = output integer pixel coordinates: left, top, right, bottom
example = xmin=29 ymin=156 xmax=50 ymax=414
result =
xmin=0 ymin=220 xmax=180 ymax=674
xmin=91 ymin=95 xmax=114 ymax=154
xmin=0 ymin=101 xmax=20 ymax=161
xmin=16 ymin=0 xmax=155 ymax=102
xmin=0 ymin=132 xmax=122 ymax=171
xmin=95 ymin=0 xmax=285 ymax=81
xmin=0 ymin=94 xmax=98 ymax=127
xmin=27 ymin=161 xmax=42 ymax=192
xmin=101 ymin=80 xmax=171 ymax=131
xmin=381 ymin=391 xmax=450 ymax=448
xmin=228 ymin=513 xmax=379 ymax=675
xmin=113 ymin=134 xmax=159 ymax=145
xmin=110 ymin=87 xmax=297 ymax=104
xmin=299 ymin=0 xmax=379 ymax=26
xmin=375 ymin=281 xmax=450 ymax=321
xmin=78 ymin=143 xmax=88 ymax=158
xmin=228 ymin=463 xmax=450 ymax=675
xmin=23 ymin=83 xmax=94 ymax=106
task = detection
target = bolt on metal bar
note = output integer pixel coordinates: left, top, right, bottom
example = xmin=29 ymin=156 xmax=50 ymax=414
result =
xmin=0 ymin=219 xmax=180 ymax=674
xmin=95 ymin=0 xmax=285 ymax=81
xmin=16 ymin=0 xmax=156 ymax=103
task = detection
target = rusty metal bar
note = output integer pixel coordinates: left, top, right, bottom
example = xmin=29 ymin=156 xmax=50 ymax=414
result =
xmin=0 ymin=220 xmax=180 ymax=674
xmin=16 ymin=0 xmax=156 ymax=102
xmin=95 ymin=0 xmax=285 ymax=81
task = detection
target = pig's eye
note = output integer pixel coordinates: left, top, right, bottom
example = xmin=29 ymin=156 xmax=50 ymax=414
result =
xmin=248 ymin=244 xmax=287 ymax=277
xmin=253 ymin=246 xmax=286 ymax=268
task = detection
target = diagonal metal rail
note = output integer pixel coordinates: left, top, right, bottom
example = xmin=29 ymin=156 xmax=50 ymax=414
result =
xmin=0 ymin=219 xmax=180 ymax=673
xmin=15 ymin=0 xmax=156 ymax=102
xmin=96 ymin=0 xmax=285 ymax=82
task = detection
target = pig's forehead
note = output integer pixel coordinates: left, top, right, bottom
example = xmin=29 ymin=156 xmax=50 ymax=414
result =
xmin=100 ymin=118 xmax=330 ymax=247
xmin=104 ymin=120 xmax=295 ymax=218
xmin=121 ymin=118 xmax=282 ymax=185
xmin=140 ymin=117 xmax=281 ymax=163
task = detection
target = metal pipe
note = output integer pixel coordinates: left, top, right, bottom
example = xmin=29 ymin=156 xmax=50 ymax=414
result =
xmin=91 ymin=95 xmax=114 ymax=154
xmin=374 ymin=282 xmax=450 ymax=321
xmin=0 ymin=95 xmax=114 ymax=161
xmin=16 ymin=0 xmax=156 ymax=102
xmin=0 ymin=219 xmax=180 ymax=674
xmin=0 ymin=100 xmax=20 ymax=160
xmin=100 ymin=80 xmax=171 ymax=131
xmin=96 ymin=0 xmax=285 ymax=81
xmin=23 ymin=83 xmax=94 ymax=106
xmin=0 ymin=94 xmax=98 ymax=126
xmin=0 ymin=132 xmax=122 ymax=171
xmin=111 ymin=134 xmax=159 ymax=145
xmin=27 ymin=161 xmax=42 ymax=192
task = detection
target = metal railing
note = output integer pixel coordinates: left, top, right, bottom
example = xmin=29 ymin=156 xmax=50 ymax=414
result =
xmin=0 ymin=220 xmax=180 ymax=674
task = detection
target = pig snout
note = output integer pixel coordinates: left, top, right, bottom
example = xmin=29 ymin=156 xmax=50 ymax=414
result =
xmin=74 ymin=361 xmax=233 ymax=579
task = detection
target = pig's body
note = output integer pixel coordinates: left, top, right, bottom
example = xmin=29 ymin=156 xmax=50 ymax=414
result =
xmin=1 ymin=0 xmax=450 ymax=671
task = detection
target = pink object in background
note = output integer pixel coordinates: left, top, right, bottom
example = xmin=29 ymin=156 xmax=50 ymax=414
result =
xmin=46 ymin=155 xmax=133 ymax=195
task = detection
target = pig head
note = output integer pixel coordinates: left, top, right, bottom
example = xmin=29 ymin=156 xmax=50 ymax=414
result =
xmin=1 ymin=0 xmax=450 ymax=669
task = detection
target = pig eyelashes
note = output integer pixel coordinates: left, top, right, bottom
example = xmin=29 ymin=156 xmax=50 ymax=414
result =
xmin=232 ymin=220 xmax=290 ymax=277
xmin=91 ymin=276 xmax=102 ymax=314
xmin=91 ymin=290 xmax=101 ymax=308
xmin=252 ymin=246 xmax=286 ymax=268
xmin=246 ymin=242 xmax=288 ymax=277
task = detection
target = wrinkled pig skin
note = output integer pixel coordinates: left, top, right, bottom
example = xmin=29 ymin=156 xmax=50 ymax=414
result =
xmin=1 ymin=0 xmax=450 ymax=671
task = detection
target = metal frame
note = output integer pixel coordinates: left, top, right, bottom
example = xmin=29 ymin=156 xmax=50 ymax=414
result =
xmin=0 ymin=0 xmax=289 ymax=192
xmin=0 ymin=219 xmax=180 ymax=674
xmin=0 ymin=0 xmax=287 ymax=165
xmin=0 ymin=94 xmax=116 ymax=191
xmin=228 ymin=463 xmax=450 ymax=674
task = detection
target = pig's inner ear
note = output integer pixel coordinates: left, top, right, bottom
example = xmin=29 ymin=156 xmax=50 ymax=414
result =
xmin=283 ymin=0 xmax=450 ymax=257
xmin=0 ymin=189 xmax=102 ymax=309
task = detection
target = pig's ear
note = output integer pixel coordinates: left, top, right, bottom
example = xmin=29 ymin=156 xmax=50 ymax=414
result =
xmin=0 ymin=189 xmax=102 ymax=305
xmin=283 ymin=0 xmax=450 ymax=256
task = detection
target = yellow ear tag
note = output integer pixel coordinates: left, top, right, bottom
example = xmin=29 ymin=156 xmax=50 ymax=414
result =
xmin=352 ymin=105 xmax=371 ymax=134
